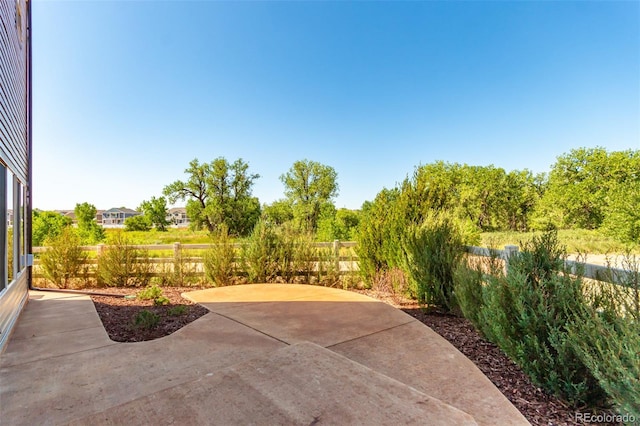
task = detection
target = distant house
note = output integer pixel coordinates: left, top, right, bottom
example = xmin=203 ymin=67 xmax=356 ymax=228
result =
xmin=61 ymin=210 xmax=76 ymax=224
xmin=167 ymin=207 xmax=189 ymax=227
xmin=102 ymin=207 xmax=141 ymax=227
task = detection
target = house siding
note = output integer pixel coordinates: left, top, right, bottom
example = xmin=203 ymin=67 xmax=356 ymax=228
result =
xmin=0 ymin=0 xmax=31 ymax=353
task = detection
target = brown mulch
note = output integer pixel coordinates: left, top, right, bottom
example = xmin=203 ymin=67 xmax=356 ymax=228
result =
xmin=90 ymin=287 xmax=209 ymax=343
xmin=88 ymin=285 xmax=621 ymax=425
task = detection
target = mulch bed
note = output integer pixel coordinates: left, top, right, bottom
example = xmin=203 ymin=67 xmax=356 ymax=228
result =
xmin=88 ymin=286 xmax=620 ymax=425
xmin=90 ymin=287 xmax=209 ymax=342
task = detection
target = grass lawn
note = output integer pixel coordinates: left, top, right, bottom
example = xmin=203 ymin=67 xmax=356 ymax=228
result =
xmin=105 ymin=228 xmax=212 ymax=245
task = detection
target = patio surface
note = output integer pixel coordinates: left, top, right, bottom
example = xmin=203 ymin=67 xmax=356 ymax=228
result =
xmin=0 ymin=284 xmax=529 ymax=425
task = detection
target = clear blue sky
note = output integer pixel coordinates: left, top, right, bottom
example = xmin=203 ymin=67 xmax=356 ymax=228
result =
xmin=33 ymin=0 xmax=640 ymax=211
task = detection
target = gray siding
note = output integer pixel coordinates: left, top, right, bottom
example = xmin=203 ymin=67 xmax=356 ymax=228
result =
xmin=0 ymin=0 xmax=28 ymax=183
xmin=0 ymin=0 xmax=30 ymax=353
xmin=0 ymin=272 xmax=28 ymax=349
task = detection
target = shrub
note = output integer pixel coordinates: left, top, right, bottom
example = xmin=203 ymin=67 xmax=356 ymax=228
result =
xmin=289 ymin=230 xmax=317 ymax=284
xmin=400 ymin=212 xmax=465 ymax=311
xmin=39 ymin=228 xmax=88 ymax=289
xmin=168 ymin=305 xmax=188 ymax=316
xmin=97 ymin=232 xmax=152 ymax=287
xmin=454 ymin=250 xmax=503 ymax=329
xmin=453 ymin=261 xmax=485 ymax=327
xmin=133 ymin=310 xmax=159 ymax=329
xmin=316 ymin=247 xmax=340 ymax=287
xmin=568 ymin=312 xmax=640 ymax=419
xmin=477 ymin=230 xmax=606 ymax=406
xmin=137 ymin=284 xmax=163 ymax=301
xmin=567 ymin=255 xmax=640 ymax=419
xmin=241 ymin=220 xmax=280 ymax=283
xmin=154 ymin=295 xmax=170 ymax=306
xmin=169 ymin=244 xmax=200 ymax=286
xmin=203 ymin=226 xmax=237 ymax=286
xmin=124 ymin=215 xmax=152 ymax=232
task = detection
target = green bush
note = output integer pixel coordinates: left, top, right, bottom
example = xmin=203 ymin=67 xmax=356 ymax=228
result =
xmin=39 ymin=228 xmax=88 ymax=289
xmin=477 ymin=231 xmax=606 ymax=406
xmin=97 ymin=232 xmax=152 ymax=287
xmin=566 ymin=255 xmax=640 ymax=419
xmin=203 ymin=227 xmax=237 ymax=286
xmin=240 ymin=221 xmax=322 ymax=284
xmin=568 ymin=313 xmax=640 ymax=419
xmin=137 ymin=284 xmax=163 ymax=301
xmin=400 ymin=212 xmax=465 ymax=311
xmin=241 ymin=220 xmax=280 ymax=283
xmin=154 ymin=295 xmax=170 ymax=306
xmin=133 ymin=310 xmax=159 ymax=329
xmin=168 ymin=305 xmax=188 ymax=316
xmin=453 ymin=261 xmax=485 ymax=327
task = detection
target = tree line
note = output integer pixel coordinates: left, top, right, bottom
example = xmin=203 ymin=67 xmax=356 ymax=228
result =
xmin=33 ymin=147 xmax=639 ymax=247
xmin=32 ymin=158 xmax=354 ymax=245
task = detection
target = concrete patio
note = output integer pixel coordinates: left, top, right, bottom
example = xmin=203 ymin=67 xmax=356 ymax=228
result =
xmin=0 ymin=284 xmax=529 ymax=425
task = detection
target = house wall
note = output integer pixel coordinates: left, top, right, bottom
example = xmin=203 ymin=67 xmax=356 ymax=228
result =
xmin=0 ymin=0 xmax=31 ymax=353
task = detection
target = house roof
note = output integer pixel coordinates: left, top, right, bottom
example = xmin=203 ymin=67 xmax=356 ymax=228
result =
xmin=168 ymin=207 xmax=187 ymax=213
xmin=104 ymin=207 xmax=140 ymax=214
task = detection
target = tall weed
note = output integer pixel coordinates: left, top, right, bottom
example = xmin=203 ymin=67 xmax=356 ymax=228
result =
xmin=39 ymin=228 xmax=88 ymax=289
xmin=203 ymin=227 xmax=237 ymax=286
xmin=97 ymin=232 xmax=152 ymax=287
xmin=241 ymin=220 xmax=280 ymax=283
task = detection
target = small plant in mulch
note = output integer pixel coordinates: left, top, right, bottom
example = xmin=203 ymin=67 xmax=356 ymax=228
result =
xmin=137 ymin=284 xmax=170 ymax=306
xmin=137 ymin=284 xmax=163 ymax=301
xmin=168 ymin=305 xmax=188 ymax=316
xmin=132 ymin=310 xmax=160 ymax=330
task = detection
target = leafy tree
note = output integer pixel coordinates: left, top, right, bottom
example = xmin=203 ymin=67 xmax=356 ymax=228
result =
xmin=74 ymin=202 xmax=105 ymax=244
xmin=601 ymin=181 xmax=640 ymax=243
xmin=124 ymin=215 xmax=152 ymax=232
xmin=262 ymin=199 xmax=294 ymax=226
xmin=536 ymin=147 xmax=640 ymax=229
xmin=163 ymin=158 xmax=261 ymax=236
xmin=32 ymin=210 xmax=73 ymax=246
xmin=317 ymin=206 xmax=361 ymax=241
xmin=138 ymin=196 xmax=170 ymax=231
xmin=280 ymin=159 xmax=339 ymax=232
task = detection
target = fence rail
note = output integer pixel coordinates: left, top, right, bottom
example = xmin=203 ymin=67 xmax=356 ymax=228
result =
xmin=32 ymin=241 xmax=360 ymax=280
xmin=32 ymin=241 xmax=636 ymax=288
xmin=465 ymin=245 xmax=638 ymax=288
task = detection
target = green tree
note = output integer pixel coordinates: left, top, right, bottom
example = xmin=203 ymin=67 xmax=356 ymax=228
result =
xmin=535 ymin=147 xmax=640 ymax=229
xmin=124 ymin=215 xmax=152 ymax=232
xmin=317 ymin=207 xmax=361 ymax=241
xmin=601 ymin=181 xmax=640 ymax=243
xmin=74 ymin=202 xmax=105 ymax=244
xmin=32 ymin=210 xmax=73 ymax=246
xmin=280 ymin=159 xmax=339 ymax=232
xmin=163 ymin=158 xmax=261 ymax=236
xmin=262 ymin=199 xmax=294 ymax=226
xmin=138 ymin=196 xmax=170 ymax=231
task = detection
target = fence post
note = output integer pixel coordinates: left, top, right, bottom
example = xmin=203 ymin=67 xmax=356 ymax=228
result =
xmin=97 ymin=244 xmax=105 ymax=257
xmin=173 ymin=242 xmax=181 ymax=262
xmin=333 ymin=240 xmax=340 ymax=272
xmin=503 ymin=245 xmax=519 ymax=275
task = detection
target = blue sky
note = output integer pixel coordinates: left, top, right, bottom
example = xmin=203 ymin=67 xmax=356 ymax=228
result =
xmin=33 ymin=1 xmax=639 ymax=211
